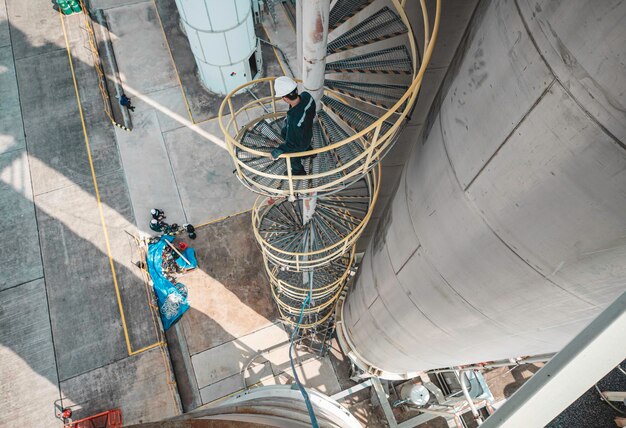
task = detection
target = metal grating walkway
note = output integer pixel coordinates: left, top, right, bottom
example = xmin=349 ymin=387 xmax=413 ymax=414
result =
xmin=258 ymin=177 xmax=370 ymax=266
xmin=324 ymin=79 xmax=408 ymax=109
xmin=329 ymin=0 xmax=375 ymax=31
xmin=327 ymin=7 xmax=407 ymax=54
xmin=321 ymin=95 xmax=394 ymax=136
xmin=326 ymin=46 xmax=413 ymax=74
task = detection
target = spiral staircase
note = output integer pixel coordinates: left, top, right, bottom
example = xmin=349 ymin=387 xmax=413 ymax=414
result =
xmin=219 ymin=0 xmax=440 ymax=329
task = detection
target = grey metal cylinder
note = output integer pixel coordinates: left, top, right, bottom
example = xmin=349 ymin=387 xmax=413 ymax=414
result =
xmin=339 ymin=0 xmax=626 ymax=378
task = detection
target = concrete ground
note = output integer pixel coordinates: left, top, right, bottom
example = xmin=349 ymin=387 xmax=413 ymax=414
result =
xmin=101 ymin=0 xmax=259 ymax=233
xmin=0 ymin=0 xmax=344 ymax=426
xmin=163 ymin=213 xmax=342 ymax=411
xmin=0 ymin=0 xmax=180 ymax=425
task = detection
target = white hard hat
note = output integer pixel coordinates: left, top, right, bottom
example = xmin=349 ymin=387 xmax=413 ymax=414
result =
xmin=274 ymin=76 xmax=298 ymax=98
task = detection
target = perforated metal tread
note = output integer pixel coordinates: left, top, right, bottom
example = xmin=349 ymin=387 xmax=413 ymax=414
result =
xmin=236 ymin=116 xmax=374 ymax=194
xmin=327 ymin=7 xmax=407 ymax=54
xmin=317 ymin=110 xmax=365 ymax=174
xmin=329 ymin=0 xmax=375 ymax=31
xmin=257 ymin=177 xmax=370 ymax=265
xmin=321 ymin=95 xmax=394 ymax=136
xmin=326 ymin=46 xmax=413 ymax=74
xmin=324 ymin=79 xmax=408 ymax=109
xmin=272 ymin=256 xmax=351 ymax=300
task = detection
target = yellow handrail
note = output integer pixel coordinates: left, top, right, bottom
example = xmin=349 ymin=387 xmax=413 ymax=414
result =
xmin=252 ymin=164 xmax=379 ymax=270
xmin=217 ymin=0 xmax=441 ymax=198
xmin=265 ymin=248 xmax=355 ymax=298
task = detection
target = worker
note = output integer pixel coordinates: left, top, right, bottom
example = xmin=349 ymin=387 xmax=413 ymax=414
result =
xmin=120 ymin=93 xmax=135 ymax=112
xmin=271 ymin=76 xmax=316 ymax=176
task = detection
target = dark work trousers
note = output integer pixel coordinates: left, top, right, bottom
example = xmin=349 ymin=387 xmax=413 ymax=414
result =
xmin=277 ymin=143 xmax=309 ymax=174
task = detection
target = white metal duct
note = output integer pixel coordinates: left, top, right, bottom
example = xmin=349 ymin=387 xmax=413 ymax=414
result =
xmin=175 ymin=0 xmax=261 ymax=94
xmin=338 ymin=0 xmax=626 ymax=379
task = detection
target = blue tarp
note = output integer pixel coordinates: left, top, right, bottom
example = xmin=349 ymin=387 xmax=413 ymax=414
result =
xmin=147 ymin=235 xmax=190 ymax=330
xmin=175 ymin=248 xmax=197 ymax=269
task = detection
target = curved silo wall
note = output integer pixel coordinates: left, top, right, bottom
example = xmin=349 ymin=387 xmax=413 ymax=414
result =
xmin=175 ymin=0 xmax=260 ymax=94
xmin=340 ymin=0 xmax=626 ymax=377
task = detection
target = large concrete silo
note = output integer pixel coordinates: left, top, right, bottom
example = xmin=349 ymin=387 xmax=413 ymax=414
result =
xmin=336 ymin=0 xmax=626 ymax=379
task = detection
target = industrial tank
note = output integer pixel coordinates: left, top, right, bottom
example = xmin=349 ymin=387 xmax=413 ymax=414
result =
xmin=174 ymin=0 xmax=262 ymax=94
xmin=337 ymin=0 xmax=626 ymax=379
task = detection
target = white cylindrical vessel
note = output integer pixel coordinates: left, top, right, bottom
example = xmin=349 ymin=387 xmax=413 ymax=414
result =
xmin=175 ymin=0 xmax=262 ymax=94
xmin=338 ymin=0 xmax=626 ymax=379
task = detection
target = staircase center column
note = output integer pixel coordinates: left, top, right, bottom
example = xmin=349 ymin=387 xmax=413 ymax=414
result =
xmin=300 ymin=0 xmax=330 ymax=111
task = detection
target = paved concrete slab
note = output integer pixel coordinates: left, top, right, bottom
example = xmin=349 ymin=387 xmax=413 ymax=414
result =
xmin=0 ymin=149 xmax=43 ymax=291
xmin=32 ymin=169 xmax=158 ymax=380
xmin=191 ymin=322 xmax=288 ymax=389
xmin=91 ymin=0 xmax=149 ymax=10
xmin=0 ymin=0 xmax=10 ymax=47
xmin=15 ymin=49 xmax=94 ymax=195
xmin=148 ymin=85 xmax=190 ymax=133
xmin=5 ymin=0 xmax=66 ymax=60
xmin=60 ymin=346 xmax=181 ymax=425
xmin=0 ymin=279 xmax=60 ymax=427
xmin=272 ymin=355 xmax=342 ymax=396
xmin=178 ymin=213 xmax=277 ymax=355
xmin=114 ymin=109 xmax=186 ymax=233
xmin=194 ymin=336 xmax=340 ymax=405
xmin=90 ymin=171 xmax=161 ymax=350
xmin=162 ymin=122 xmax=257 ymax=224
xmin=63 ymin=14 xmax=123 ymax=180
xmin=198 ymin=362 xmax=274 ymax=405
xmin=261 ymin=3 xmax=298 ymax=76
xmin=0 ymin=45 xmax=25 ymax=154
xmin=105 ymin=2 xmax=178 ymax=95
xmin=35 ymin=177 xmax=129 ymax=381
xmin=1 ymin=0 xmax=183 ymax=423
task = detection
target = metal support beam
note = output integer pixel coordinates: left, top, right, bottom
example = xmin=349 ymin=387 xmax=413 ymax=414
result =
xmin=371 ymin=377 xmax=398 ymax=428
xmin=331 ymin=379 xmax=373 ymax=401
xmin=301 ymin=0 xmax=330 ymax=110
xmin=482 ymin=291 xmax=626 ymax=427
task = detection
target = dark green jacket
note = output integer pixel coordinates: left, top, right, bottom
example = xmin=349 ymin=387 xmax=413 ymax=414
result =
xmin=280 ymin=92 xmax=316 ymax=152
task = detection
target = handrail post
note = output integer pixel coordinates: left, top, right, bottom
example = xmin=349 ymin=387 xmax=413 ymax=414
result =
xmin=228 ymin=98 xmax=239 ymax=130
xmin=270 ymin=80 xmax=277 ymax=114
xmin=364 ymin=122 xmax=382 ymax=174
xmin=286 ymin=155 xmax=294 ymax=199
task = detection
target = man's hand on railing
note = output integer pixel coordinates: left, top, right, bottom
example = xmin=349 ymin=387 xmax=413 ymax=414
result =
xmin=271 ymin=148 xmax=284 ymax=160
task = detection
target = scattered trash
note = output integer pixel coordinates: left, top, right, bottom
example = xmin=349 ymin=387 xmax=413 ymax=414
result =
xmin=140 ymin=208 xmax=200 ymax=330
xmin=147 ymin=235 xmax=190 ymax=330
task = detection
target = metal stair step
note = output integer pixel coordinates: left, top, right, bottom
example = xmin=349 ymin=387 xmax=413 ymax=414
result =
xmin=322 ymin=95 xmax=393 ymax=136
xmin=252 ymin=120 xmax=284 ymax=143
xmin=327 ymin=7 xmax=407 ymax=54
xmin=240 ymin=132 xmax=282 ymax=151
xmin=258 ymin=179 xmax=370 ymax=257
xmin=329 ymin=0 xmax=375 ymax=31
xmin=325 ymin=46 xmax=413 ymax=74
xmin=318 ymin=110 xmax=366 ymax=173
xmin=324 ymin=79 xmax=408 ymax=109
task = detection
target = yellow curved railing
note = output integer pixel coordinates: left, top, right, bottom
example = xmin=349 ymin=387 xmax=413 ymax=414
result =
xmin=218 ymin=0 xmax=441 ymax=199
xmin=252 ymin=164 xmax=380 ymax=270
xmin=266 ymin=248 xmax=355 ymax=300
xmin=268 ymin=247 xmax=354 ymax=328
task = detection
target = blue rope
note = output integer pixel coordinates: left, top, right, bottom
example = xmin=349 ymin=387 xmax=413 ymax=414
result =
xmin=289 ymin=292 xmax=319 ymax=428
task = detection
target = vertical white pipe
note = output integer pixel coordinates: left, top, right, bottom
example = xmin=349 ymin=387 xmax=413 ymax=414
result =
xmin=459 ymin=371 xmax=483 ymax=425
xmin=296 ymin=0 xmax=303 ymax=78
xmin=301 ymin=0 xmax=330 ymax=110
